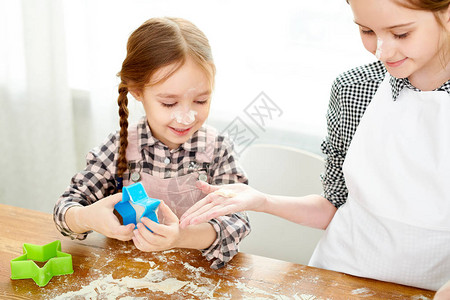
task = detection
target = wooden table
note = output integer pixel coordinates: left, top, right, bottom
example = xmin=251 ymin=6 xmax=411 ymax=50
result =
xmin=0 ymin=204 xmax=436 ymax=299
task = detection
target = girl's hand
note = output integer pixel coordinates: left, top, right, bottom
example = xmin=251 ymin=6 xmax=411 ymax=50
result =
xmin=179 ymin=181 xmax=266 ymax=228
xmin=434 ymin=279 xmax=450 ymax=300
xmin=80 ymin=193 xmax=135 ymax=241
xmin=132 ymin=202 xmax=181 ymax=252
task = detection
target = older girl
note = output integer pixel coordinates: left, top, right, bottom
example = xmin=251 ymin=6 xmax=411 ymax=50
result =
xmin=181 ymin=0 xmax=450 ymax=291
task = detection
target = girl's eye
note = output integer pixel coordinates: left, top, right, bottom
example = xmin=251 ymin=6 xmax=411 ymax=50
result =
xmin=195 ymin=100 xmax=208 ymax=105
xmin=360 ymin=29 xmax=374 ymax=35
xmin=161 ymin=102 xmax=176 ymax=108
xmin=394 ymin=32 xmax=409 ymax=39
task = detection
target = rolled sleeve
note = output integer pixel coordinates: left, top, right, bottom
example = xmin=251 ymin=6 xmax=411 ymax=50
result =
xmin=321 ymin=138 xmax=348 ymax=208
xmin=320 ymin=79 xmax=348 ymax=208
xmin=53 ymin=200 xmax=89 ymax=240
xmin=201 ymin=212 xmax=251 ymax=269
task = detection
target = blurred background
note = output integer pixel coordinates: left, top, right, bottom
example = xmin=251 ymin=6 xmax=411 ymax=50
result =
xmin=0 ymin=0 xmax=373 ymax=213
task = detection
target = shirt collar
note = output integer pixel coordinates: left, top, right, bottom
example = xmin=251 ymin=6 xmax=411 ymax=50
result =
xmin=179 ymin=126 xmax=208 ymax=152
xmin=390 ymin=75 xmax=450 ymax=101
xmin=137 ymin=117 xmax=207 ymax=153
xmin=137 ymin=117 xmax=157 ymax=148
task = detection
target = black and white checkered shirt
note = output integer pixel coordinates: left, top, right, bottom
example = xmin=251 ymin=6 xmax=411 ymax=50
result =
xmin=321 ymin=60 xmax=450 ymax=208
xmin=54 ymin=117 xmax=250 ymax=269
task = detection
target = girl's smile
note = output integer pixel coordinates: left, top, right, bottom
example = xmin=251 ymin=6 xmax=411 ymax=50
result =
xmin=385 ymin=57 xmax=408 ymax=68
xmin=169 ymin=126 xmax=192 ymax=136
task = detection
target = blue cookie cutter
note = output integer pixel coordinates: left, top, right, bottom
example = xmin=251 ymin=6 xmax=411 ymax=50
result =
xmin=114 ymin=182 xmax=161 ymax=229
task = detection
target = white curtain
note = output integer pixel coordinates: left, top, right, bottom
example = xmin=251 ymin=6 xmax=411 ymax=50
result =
xmin=0 ymin=0 xmax=76 ymax=213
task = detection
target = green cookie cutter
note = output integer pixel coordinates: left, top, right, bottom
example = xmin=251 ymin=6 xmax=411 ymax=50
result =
xmin=10 ymin=240 xmax=73 ymax=287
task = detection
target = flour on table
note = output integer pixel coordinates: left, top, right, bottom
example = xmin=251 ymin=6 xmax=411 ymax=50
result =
xmin=276 ymin=295 xmax=318 ymax=300
xmin=51 ymin=263 xmax=189 ymax=299
xmin=51 ymin=274 xmax=126 ymax=299
xmin=234 ymin=266 xmax=251 ymax=271
xmin=162 ymin=249 xmax=177 ymax=254
xmin=49 ymin=251 xmax=328 ymax=299
xmin=183 ymin=262 xmax=206 ymax=279
xmin=133 ymin=257 xmax=147 ymax=263
xmin=351 ymin=288 xmax=376 ymax=297
xmin=183 ymin=279 xmax=223 ymax=299
xmin=293 ymin=294 xmax=319 ymax=300
xmin=411 ymin=296 xmax=431 ymax=300
xmin=234 ymin=281 xmax=274 ymax=296
xmin=120 ymin=276 xmax=188 ymax=294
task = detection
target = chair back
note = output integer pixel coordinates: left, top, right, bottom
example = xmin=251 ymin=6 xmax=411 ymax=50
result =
xmin=239 ymin=143 xmax=325 ymax=265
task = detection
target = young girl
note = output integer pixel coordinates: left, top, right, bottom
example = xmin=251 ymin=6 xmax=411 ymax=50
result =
xmin=180 ymin=0 xmax=450 ymax=292
xmin=53 ymin=17 xmax=250 ymax=269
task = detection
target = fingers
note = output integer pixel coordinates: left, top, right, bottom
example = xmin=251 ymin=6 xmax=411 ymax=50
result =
xmin=103 ymin=193 xmax=123 ymax=210
xmin=179 ymin=194 xmax=215 ymax=226
xmin=133 ymin=225 xmax=153 ymax=251
xmin=195 ymin=181 xmax=220 ymax=194
xmin=133 ymin=229 xmax=158 ymax=251
xmin=111 ymin=223 xmax=135 ymax=241
xmin=109 ymin=193 xmax=123 ymax=205
xmin=180 ymin=194 xmax=231 ymax=228
xmin=181 ymin=183 xmax=243 ymax=223
xmin=135 ymin=222 xmax=163 ymax=241
xmin=133 ymin=219 xmax=166 ymax=251
xmin=139 ymin=217 xmax=166 ymax=236
xmin=159 ymin=202 xmax=179 ymax=225
xmin=185 ymin=202 xmax=238 ymax=227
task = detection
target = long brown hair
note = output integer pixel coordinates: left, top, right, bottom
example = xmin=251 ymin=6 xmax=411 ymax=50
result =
xmin=115 ymin=17 xmax=216 ymax=181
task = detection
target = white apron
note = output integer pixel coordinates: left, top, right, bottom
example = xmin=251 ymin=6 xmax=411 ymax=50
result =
xmin=309 ymin=74 xmax=450 ymax=290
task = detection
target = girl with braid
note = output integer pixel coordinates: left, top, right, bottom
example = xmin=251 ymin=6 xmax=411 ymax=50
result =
xmin=54 ymin=17 xmax=250 ymax=269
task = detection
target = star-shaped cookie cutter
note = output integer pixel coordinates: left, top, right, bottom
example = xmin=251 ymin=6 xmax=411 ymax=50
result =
xmin=114 ymin=182 xmax=161 ymax=229
xmin=10 ymin=240 xmax=73 ymax=287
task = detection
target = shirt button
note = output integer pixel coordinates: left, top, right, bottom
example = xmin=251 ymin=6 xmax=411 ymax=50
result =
xmin=130 ymin=172 xmax=141 ymax=182
xmin=199 ymin=174 xmax=208 ymax=182
xmin=164 ymin=157 xmax=170 ymax=164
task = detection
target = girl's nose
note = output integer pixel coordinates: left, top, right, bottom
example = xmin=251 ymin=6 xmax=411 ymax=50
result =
xmin=375 ymin=37 xmax=395 ymax=62
xmin=171 ymin=108 xmax=198 ymax=125
xmin=375 ymin=38 xmax=383 ymax=60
